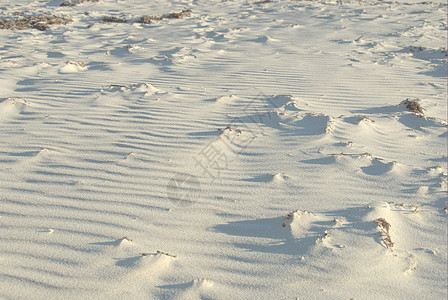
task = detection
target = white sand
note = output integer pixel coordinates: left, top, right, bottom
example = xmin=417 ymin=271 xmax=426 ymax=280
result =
xmin=0 ymin=0 xmax=446 ymax=298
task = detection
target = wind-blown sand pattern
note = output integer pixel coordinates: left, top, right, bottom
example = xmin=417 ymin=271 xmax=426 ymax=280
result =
xmin=0 ymin=0 xmax=446 ymax=298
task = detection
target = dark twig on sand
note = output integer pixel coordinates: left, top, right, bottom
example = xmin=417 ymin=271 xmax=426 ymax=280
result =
xmin=140 ymin=251 xmax=177 ymax=258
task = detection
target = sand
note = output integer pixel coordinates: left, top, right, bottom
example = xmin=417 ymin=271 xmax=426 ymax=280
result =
xmin=0 ymin=0 xmax=446 ymax=298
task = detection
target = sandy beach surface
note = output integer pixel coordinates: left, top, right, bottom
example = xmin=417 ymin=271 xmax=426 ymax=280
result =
xmin=0 ymin=0 xmax=446 ymax=298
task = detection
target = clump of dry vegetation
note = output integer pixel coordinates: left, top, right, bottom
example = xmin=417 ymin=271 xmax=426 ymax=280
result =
xmin=0 ymin=15 xmax=72 ymax=31
xmin=401 ymin=98 xmax=424 ymax=114
xmin=161 ymin=9 xmax=192 ymax=19
xmin=136 ymin=9 xmax=192 ymax=24
xmin=136 ymin=16 xmax=153 ymax=24
xmin=374 ymin=217 xmax=394 ymax=249
xmin=101 ymin=16 xmax=127 ymax=23
xmin=60 ymin=0 xmax=100 ymax=7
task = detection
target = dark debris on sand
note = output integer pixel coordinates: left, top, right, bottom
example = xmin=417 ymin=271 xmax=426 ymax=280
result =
xmin=101 ymin=16 xmax=128 ymax=23
xmin=60 ymin=0 xmax=100 ymax=7
xmin=136 ymin=9 xmax=192 ymax=24
xmin=0 ymin=15 xmax=72 ymax=31
xmin=401 ymin=98 xmax=424 ymax=114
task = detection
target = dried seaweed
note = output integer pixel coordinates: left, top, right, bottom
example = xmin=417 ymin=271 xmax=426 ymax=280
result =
xmin=374 ymin=217 xmax=394 ymax=249
xmin=136 ymin=16 xmax=153 ymax=24
xmin=136 ymin=9 xmax=192 ymax=24
xmin=401 ymin=98 xmax=424 ymax=114
xmin=0 ymin=15 xmax=72 ymax=31
xmin=163 ymin=9 xmax=192 ymax=19
xmin=101 ymin=16 xmax=127 ymax=23
xmin=60 ymin=0 xmax=100 ymax=7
